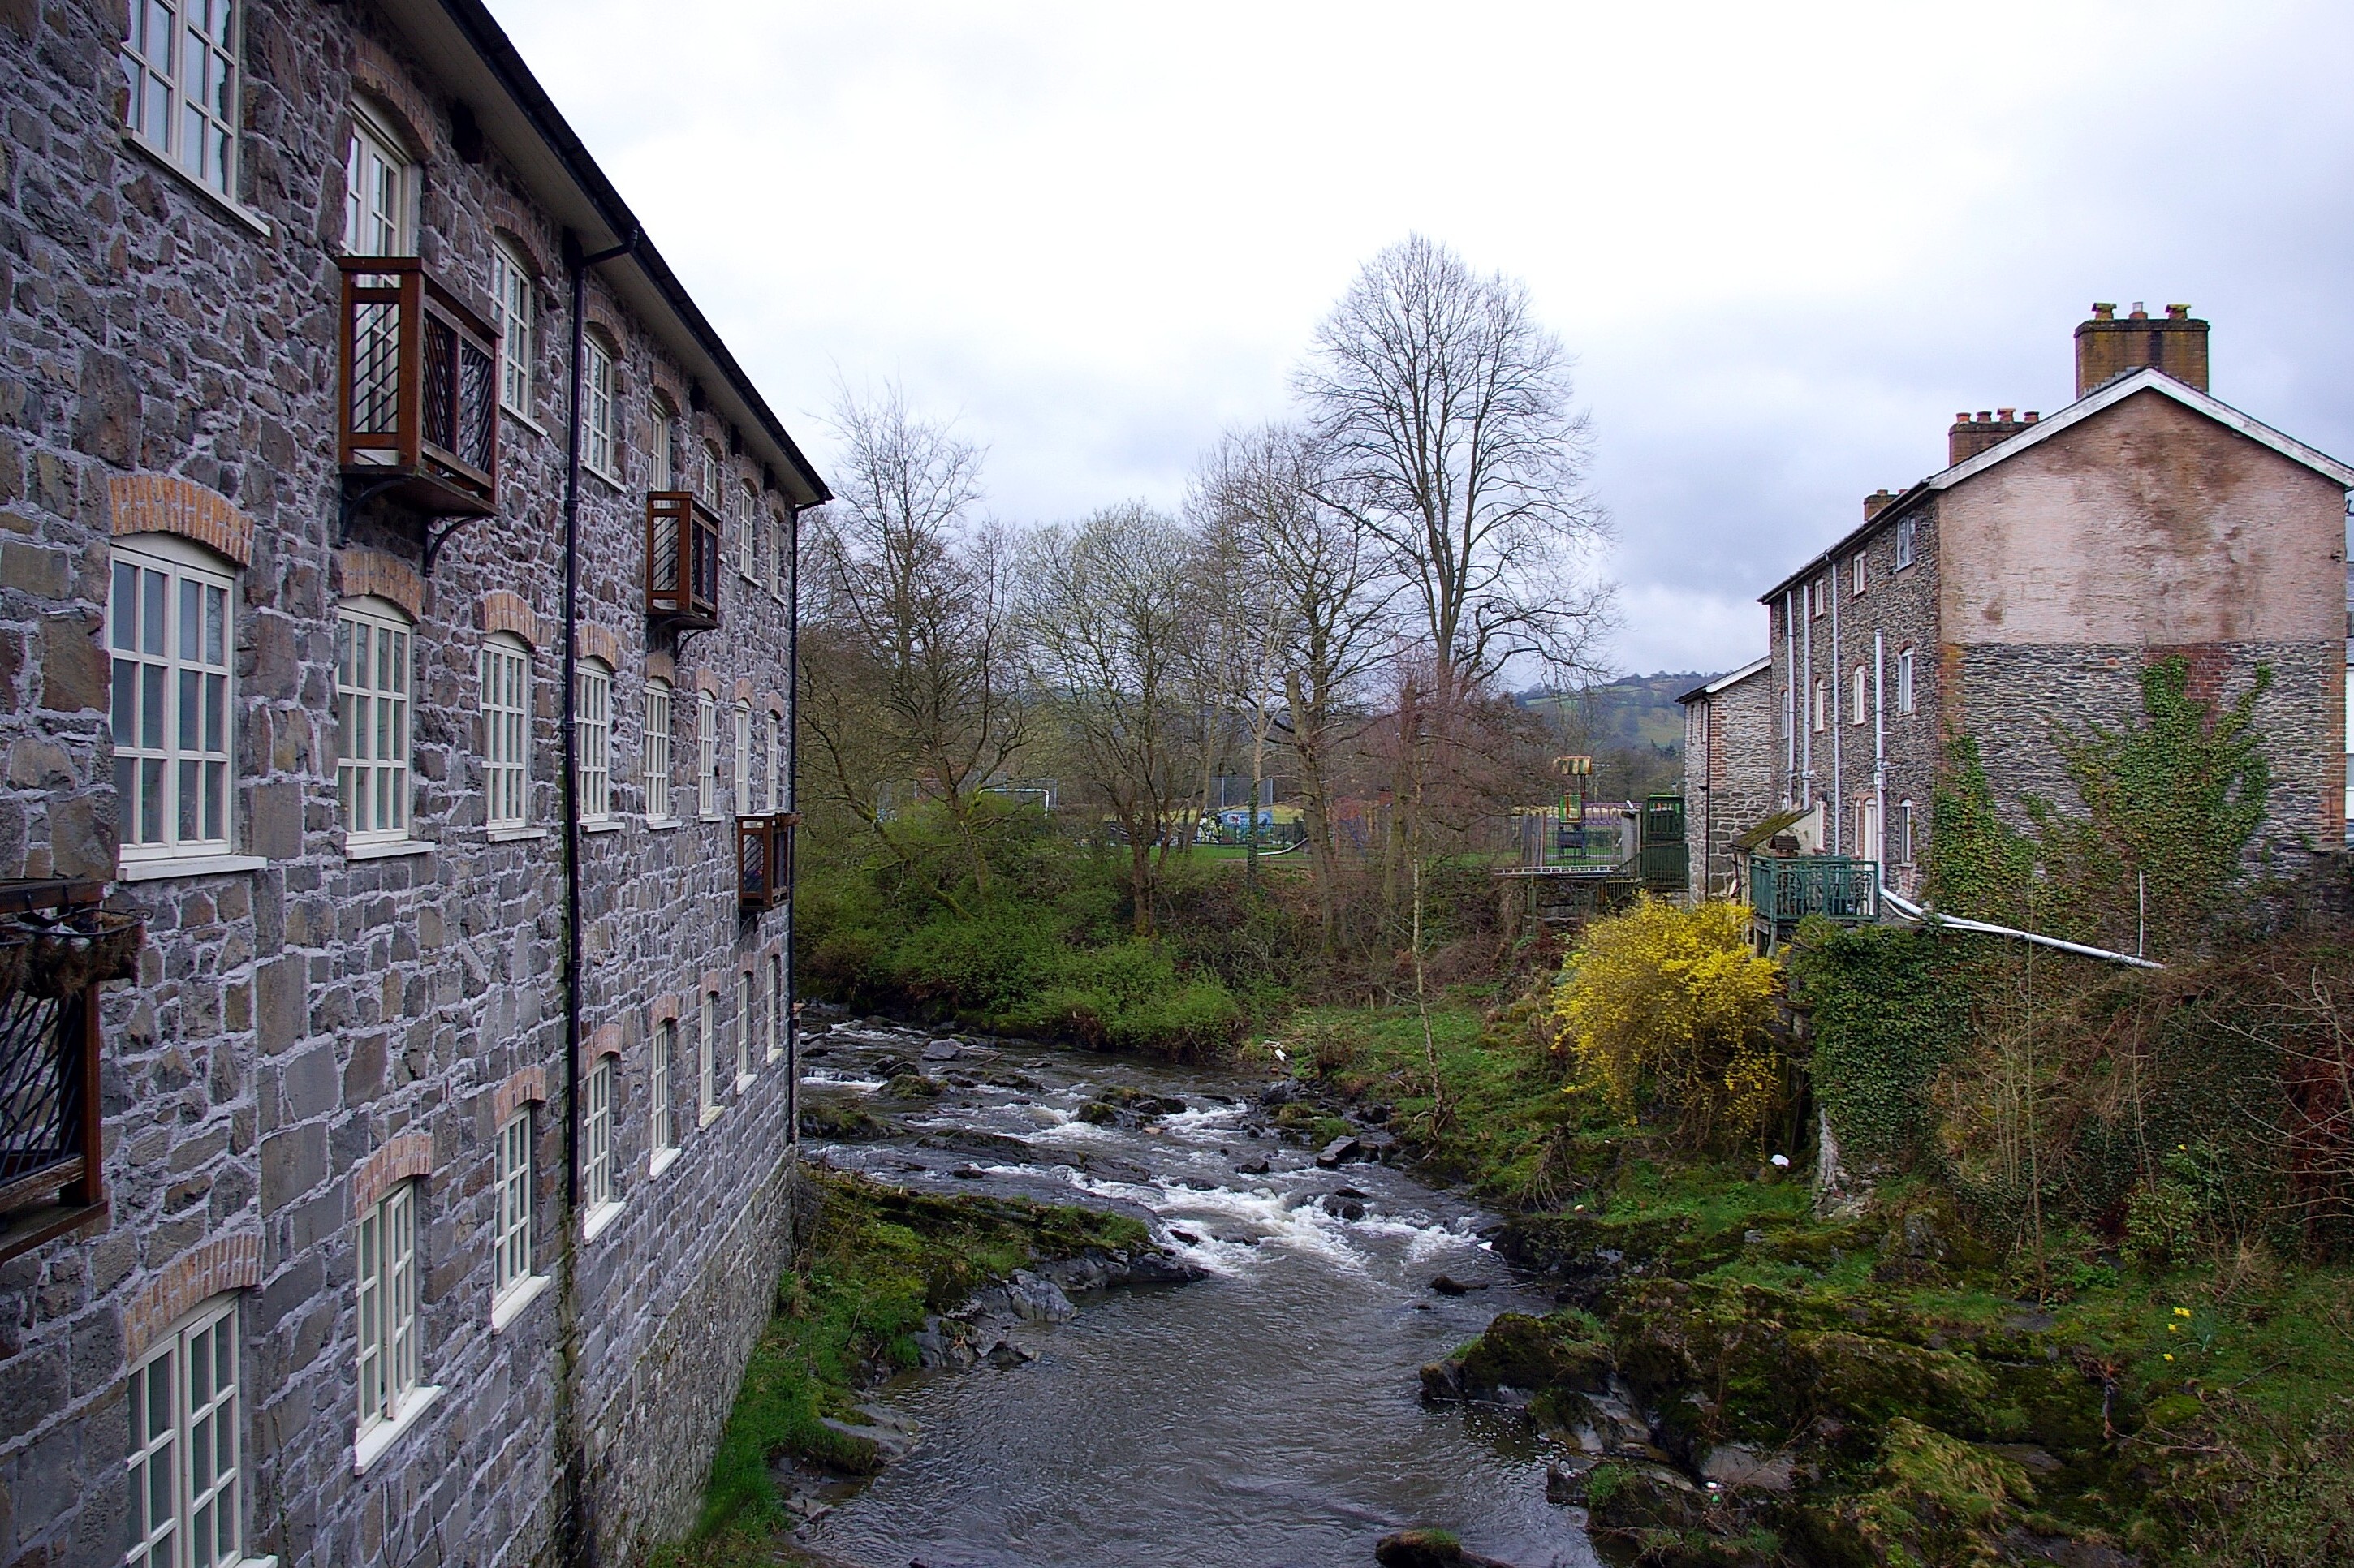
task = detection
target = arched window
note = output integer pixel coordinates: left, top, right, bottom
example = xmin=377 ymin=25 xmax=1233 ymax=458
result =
xmin=127 ymin=1293 xmax=248 ymax=1566
xmin=738 ymin=485 xmax=761 ymax=584
xmin=735 ymin=970 xmax=752 ymax=1083
xmin=697 ymin=442 xmax=722 ymax=513
xmin=696 ymin=691 xmax=718 ymax=817
xmin=110 ymin=534 xmax=236 ymax=862
xmin=649 ymin=398 xmax=678 ymax=493
xmin=337 ymin=596 xmax=413 ymax=845
xmin=1851 ymin=664 xmax=1868 ymax=726
xmin=732 ymin=700 xmax=752 ymax=816
xmin=576 ymin=657 xmax=613 ymax=821
xmin=650 ymin=1017 xmax=678 ymax=1166
xmin=765 ymin=709 xmax=782 ymax=813
xmin=356 ymin=1179 xmax=420 ymax=1441
xmin=584 ymin=334 xmax=620 ymax=482
xmin=342 ymin=101 xmax=415 ymax=256
xmin=770 ymin=503 xmax=790 ymax=597
xmin=1896 ymin=648 xmax=1916 ymax=714
xmin=480 ymin=631 xmax=530 ymax=831
xmin=766 ymin=951 xmax=784 ymax=1064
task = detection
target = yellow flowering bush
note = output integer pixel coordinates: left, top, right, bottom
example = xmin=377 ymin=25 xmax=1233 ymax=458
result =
xmin=1550 ymin=896 xmax=1786 ymax=1152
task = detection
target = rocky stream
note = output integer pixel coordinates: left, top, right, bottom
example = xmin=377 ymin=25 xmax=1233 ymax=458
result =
xmin=784 ymin=1013 xmax=1603 ymax=1568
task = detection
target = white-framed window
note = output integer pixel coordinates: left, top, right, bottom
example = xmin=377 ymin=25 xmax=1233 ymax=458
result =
xmin=342 ymin=104 xmax=413 ymax=257
xmin=767 ymin=953 xmax=784 ymax=1063
xmin=576 ymin=658 xmax=612 ymax=822
xmin=770 ymin=504 xmax=790 ymax=597
xmin=492 ymin=242 xmax=535 ymax=420
xmin=584 ymin=1055 xmax=616 ymax=1214
xmin=735 ymin=971 xmax=752 ymax=1083
xmin=1851 ymin=665 xmax=1867 ymax=726
xmin=356 ymin=1181 xmax=420 ymax=1437
xmin=1810 ymin=678 xmax=1827 ymax=734
xmin=697 ymin=443 xmax=722 ymax=513
xmin=121 ymin=0 xmax=240 ymax=199
xmin=125 ymin=1293 xmax=244 ymax=1568
xmin=1810 ymin=579 xmax=1826 ymax=619
xmin=121 ymin=5 xmax=232 ymax=198
xmin=697 ymin=692 xmax=718 ymax=817
xmin=1896 ymin=800 xmax=1916 ymax=865
xmin=480 ymin=633 xmax=529 ymax=831
xmin=1897 ymin=648 xmax=1916 ymax=715
xmin=585 ymin=337 xmax=619 ymax=484
xmin=699 ymin=991 xmax=718 ymax=1116
xmin=650 ymin=402 xmax=677 ymax=493
xmin=110 ymin=536 xmax=235 ymax=862
xmin=337 ymin=597 xmax=412 ymax=845
xmin=642 ymin=678 xmax=672 ymax=820
xmin=732 ymin=701 xmax=752 ymax=816
xmin=1851 ymin=551 xmax=1867 ymax=596
xmin=765 ymin=711 xmax=782 ymax=815
xmin=493 ymin=1111 xmax=532 ymax=1302
xmin=738 ymin=485 xmax=760 ymax=582
xmin=1780 ymin=685 xmax=1791 ymax=740
xmin=1895 ymin=515 xmax=1917 ymax=571
xmin=652 ymin=1018 xmax=678 ymax=1161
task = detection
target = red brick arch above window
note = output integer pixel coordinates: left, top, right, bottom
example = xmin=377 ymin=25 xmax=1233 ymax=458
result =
xmin=587 ymin=1023 xmax=623 ymax=1062
xmin=479 ymin=590 xmax=545 ymax=651
xmin=761 ymin=690 xmax=786 ymax=718
xmin=577 ymin=623 xmax=623 ymax=669
xmin=491 ymin=1065 xmax=548 ymax=1127
xmin=336 ymin=549 xmax=425 ymax=621
xmin=485 ymin=194 xmax=554 ymax=286
xmin=353 ymin=1132 xmax=434 ymax=1214
xmin=584 ymin=295 xmax=629 ymax=356
xmin=646 ymin=650 xmax=677 ymax=683
xmin=107 ymin=475 xmax=253 ymax=567
xmin=693 ymin=670 xmax=722 ymax=697
xmin=733 ymin=678 xmax=754 ymax=703
xmin=349 ymin=39 xmax=438 ymax=162
xmin=650 ymin=993 xmax=683 ymax=1027
xmin=121 ymin=1232 xmax=262 ymax=1362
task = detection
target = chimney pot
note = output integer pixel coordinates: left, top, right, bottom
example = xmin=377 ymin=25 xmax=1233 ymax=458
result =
xmin=2166 ymin=303 xmax=2190 ymax=320
xmin=2024 ymin=411 xmax=2040 ymax=422
xmin=2130 ymin=301 xmax=2148 ymax=319
xmin=2092 ymin=302 xmax=2117 ymax=321
xmin=1997 ymin=407 xmax=2015 ymax=420
xmin=1977 ymin=411 xmax=1993 ymax=422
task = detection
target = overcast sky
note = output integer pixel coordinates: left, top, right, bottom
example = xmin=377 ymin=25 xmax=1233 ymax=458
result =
xmin=489 ymin=0 xmax=2354 ymax=679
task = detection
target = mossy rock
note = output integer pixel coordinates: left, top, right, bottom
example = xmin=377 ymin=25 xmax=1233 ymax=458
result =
xmin=880 ymin=1072 xmax=942 ymax=1099
xmin=1076 ymin=1101 xmax=1119 ymax=1125
xmin=797 ymin=1101 xmax=896 ymax=1141
xmin=1458 ymin=1311 xmax=1615 ymax=1398
xmin=1805 ymin=1418 xmax=2036 ymax=1568
xmin=1788 ymin=1329 xmax=1998 ymax=1432
xmin=1494 ymin=1211 xmax=1692 ymax=1289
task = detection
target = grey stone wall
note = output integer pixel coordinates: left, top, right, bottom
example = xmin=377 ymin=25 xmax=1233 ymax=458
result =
xmin=1 ymin=4 xmax=809 ymax=1566
xmin=1683 ymin=665 xmax=1774 ymax=902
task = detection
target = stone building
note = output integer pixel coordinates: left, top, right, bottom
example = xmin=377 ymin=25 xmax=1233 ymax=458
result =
xmin=1703 ymin=305 xmax=2352 ymax=906
xmin=1 ymin=2 xmax=826 ymax=1566
xmin=1675 ymin=657 xmax=1771 ymax=901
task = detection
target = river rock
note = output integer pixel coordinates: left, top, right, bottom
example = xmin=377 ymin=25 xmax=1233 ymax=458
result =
xmin=1236 ymin=1158 xmax=1272 ymax=1175
xmin=1428 ymin=1275 xmax=1483 ymax=1296
xmin=1699 ymin=1443 xmax=1796 ymax=1492
xmin=1373 ymin=1529 xmax=1515 ymax=1568
xmin=1316 ymin=1135 xmax=1364 ymax=1168
xmin=912 ymin=1315 xmax=981 ymax=1371
xmin=922 ymin=1040 xmax=964 ymax=1061
xmin=1320 ymin=1193 xmax=1367 ymax=1221
xmin=816 ymin=1404 xmax=920 ymax=1471
xmin=880 ymin=1072 xmax=942 ymax=1099
xmin=1005 ymin=1269 xmax=1077 ymax=1322
xmin=985 ymin=1339 xmax=1037 ymax=1368
xmin=1258 ymin=1080 xmax=1304 ymax=1108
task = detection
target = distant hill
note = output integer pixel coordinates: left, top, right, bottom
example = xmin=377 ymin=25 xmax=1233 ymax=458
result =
xmin=1520 ymin=671 xmax=1714 ymax=753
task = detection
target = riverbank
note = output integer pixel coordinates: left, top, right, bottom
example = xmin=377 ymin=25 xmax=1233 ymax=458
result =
xmin=1281 ymin=989 xmax=2354 ymax=1567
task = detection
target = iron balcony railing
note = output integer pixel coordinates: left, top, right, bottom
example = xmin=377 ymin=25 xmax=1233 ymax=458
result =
xmin=338 ymin=256 xmax=500 ymax=515
xmin=646 ymin=491 xmax=722 ymax=627
xmin=0 ymin=881 xmax=140 ymax=1263
xmin=1748 ymin=855 xmax=1880 ymax=928
xmin=738 ymin=812 xmax=798 ymax=913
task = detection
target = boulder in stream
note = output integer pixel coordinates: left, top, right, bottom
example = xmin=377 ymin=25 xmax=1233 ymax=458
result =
xmin=1317 ymin=1135 xmax=1365 ymax=1168
xmin=1373 ymin=1529 xmax=1515 ymax=1568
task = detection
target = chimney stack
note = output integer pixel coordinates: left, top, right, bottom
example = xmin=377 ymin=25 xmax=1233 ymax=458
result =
xmin=2074 ymin=299 xmax=2207 ymax=396
xmin=1864 ymin=489 xmax=1899 ymax=521
xmin=1948 ymin=409 xmax=2037 ymax=467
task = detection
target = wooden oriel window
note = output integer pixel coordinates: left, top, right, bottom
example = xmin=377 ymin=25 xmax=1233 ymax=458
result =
xmin=338 ymin=256 xmax=500 ymax=515
xmin=645 ymin=490 xmax=720 ymax=627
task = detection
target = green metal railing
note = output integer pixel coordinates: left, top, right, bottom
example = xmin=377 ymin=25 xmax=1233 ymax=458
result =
xmin=1748 ymin=856 xmax=1879 ymax=927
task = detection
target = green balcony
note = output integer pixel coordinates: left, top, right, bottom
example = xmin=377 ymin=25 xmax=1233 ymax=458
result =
xmin=1748 ymin=855 xmax=1880 ymax=937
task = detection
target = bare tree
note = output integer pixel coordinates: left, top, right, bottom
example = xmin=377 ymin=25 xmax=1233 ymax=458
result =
xmin=1190 ymin=423 xmax=1393 ymax=941
xmin=1296 ymin=232 xmax=1612 ymax=697
xmin=799 ymin=383 xmax=1025 ymax=903
xmin=1019 ymin=503 xmax=1196 ymax=936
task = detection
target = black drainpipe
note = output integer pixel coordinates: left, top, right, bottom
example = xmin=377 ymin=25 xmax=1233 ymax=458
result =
xmin=784 ymin=499 xmax=806 ymax=1149
xmin=558 ymin=222 xmax=638 ymax=1568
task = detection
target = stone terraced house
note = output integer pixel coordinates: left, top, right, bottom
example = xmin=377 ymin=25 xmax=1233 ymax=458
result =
xmin=0 ymin=2 xmax=827 ymax=1565
xmin=1686 ymin=305 xmax=2353 ymax=910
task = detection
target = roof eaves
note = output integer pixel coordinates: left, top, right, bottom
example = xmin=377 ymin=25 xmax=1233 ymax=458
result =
xmin=1756 ymin=482 xmax=1931 ymax=605
xmin=406 ymin=0 xmax=831 ymax=504
xmin=1676 ymin=654 xmax=1772 ymax=704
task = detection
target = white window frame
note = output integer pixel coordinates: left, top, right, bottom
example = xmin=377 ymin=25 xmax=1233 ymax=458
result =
xmin=341 ymin=102 xmax=414 ymax=257
xmin=1897 ymin=648 xmax=1916 ymax=715
xmin=699 ymin=991 xmax=718 ymax=1121
xmin=765 ymin=711 xmax=782 ymax=816
xmin=735 ymin=971 xmax=752 ymax=1087
xmin=121 ymin=0 xmax=240 ymax=200
xmin=111 ymin=535 xmax=236 ymax=864
xmin=337 ymin=597 xmax=413 ymax=846
xmin=1810 ymin=677 xmax=1827 ymax=734
xmin=1810 ymin=579 xmax=1826 ymax=620
xmin=356 ymin=1181 xmax=429 ymax=1463
xmin=481 ymin=632 xmax=529 ymax=832
xmin=697 ymin=692 xmax=718 ymax=818
xmin=1897 ymin=799 xmax=1916 ymax=865
xmin=492 ymin=1110 xmax=539 ymax=1314
xmin=584 ymin=337 xmax=620 ymax=485
xmin=732 ymin=700 xmax=752 ymax=817
xmin=576 ymin=658 xmax=613 ymax=823
xmin=770 ymin=503 xmax=790 ymax=598
xmin=697 ymin=443 xmax=722 ymax=513
xmin=584 ymin=1055 xmax=619 ymax=1233
xmin=125 ymin=1293 xmax=246 ymax=1568
xmin=1895 ymin=515 xmax=1917 ymax=571
xmin=1851 ymin=550 xmax=1867 ymax=596
xmin=651 ymin=1017 xmax=679 ymax=1168
xmin=1851 ymin=665 xmax=1867 ymax=726
xmin=738 ymin=485 xmax=760 ymax=583
xmin=642 ymin=678 xmax=673 ymax=821
xmin=767 ymin=953 xmax=784 ymax=1064
xmin=650 ymin=403 xmax=678 ymax=493
xmin=492 ymin=241 xmax=536 ymax=421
